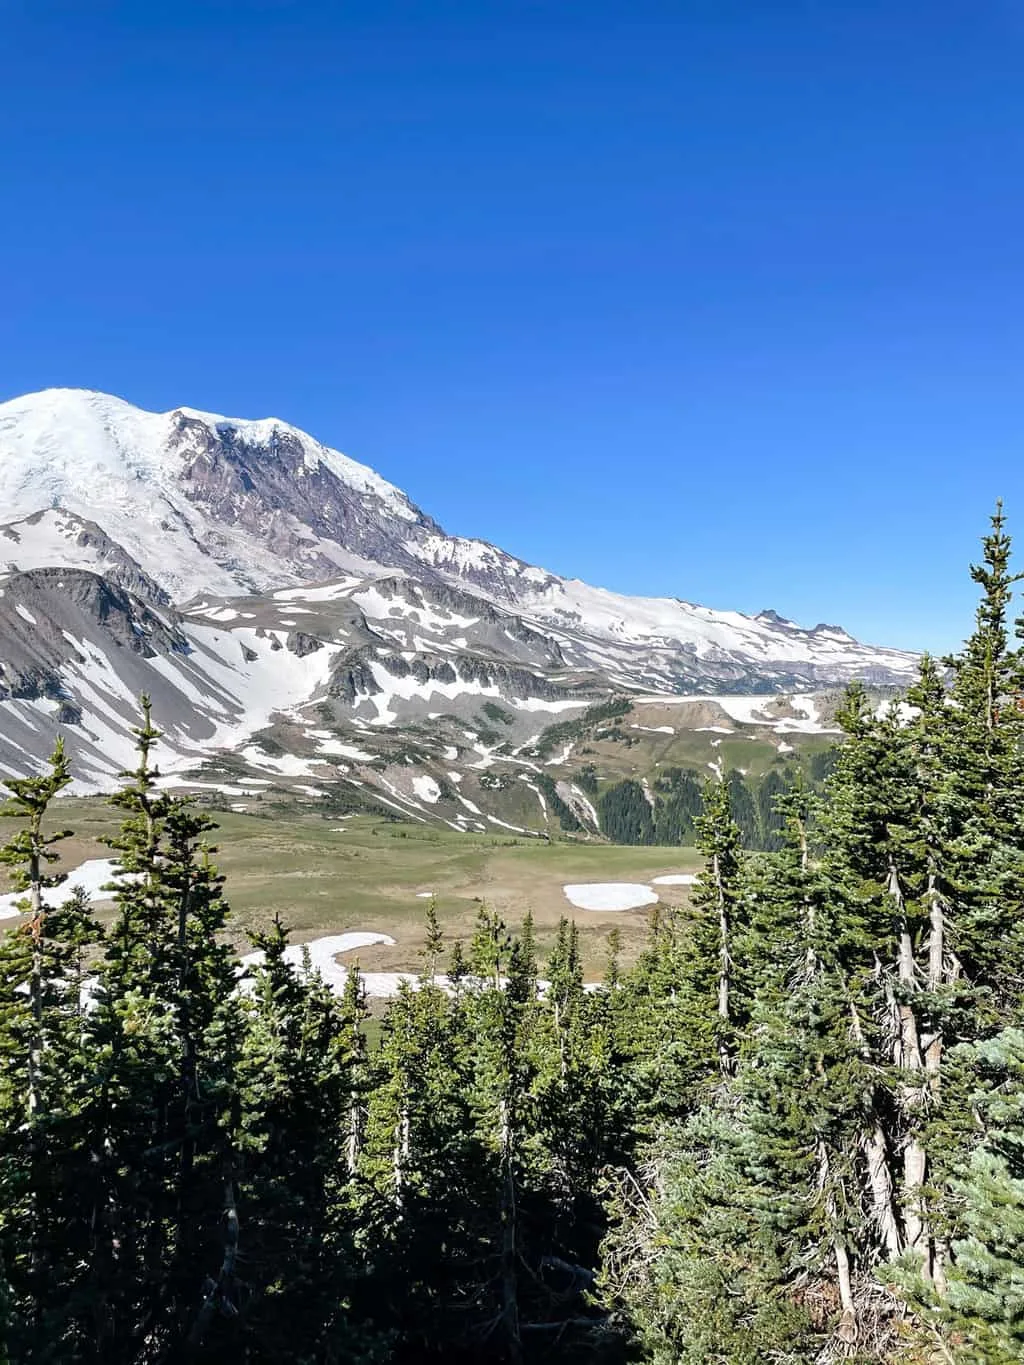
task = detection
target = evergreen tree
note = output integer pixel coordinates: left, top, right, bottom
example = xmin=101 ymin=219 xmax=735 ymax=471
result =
xmin=0 ymin=741 xmax=103 ymax=1361
xmin=691 ymin=777 xmax=746 ymax=1078
xmin=725 ymin=769 xmax=758 ymax=850
xmin=597 ymin=781 xmax=655 ymax=845
xmin=85 ymin=700 xmax=245 ymax=1360
xmin=937 ymin=1029 xmax=1024 ymax=1362
xmin=755 ymin=768 xmax=789 ymax=852
xmin=233 ymin=917 xmax=379 ymax=1362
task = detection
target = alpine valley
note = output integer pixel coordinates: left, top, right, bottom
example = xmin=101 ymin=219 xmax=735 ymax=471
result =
xmin=0 ymin=388 xmax=915 ymax=831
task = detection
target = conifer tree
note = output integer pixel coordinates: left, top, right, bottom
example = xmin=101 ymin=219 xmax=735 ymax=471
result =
xmin=936 ymin=1028 xmax=1024 ymax=1362
xmin=0 ymin=740 xmax=103 ymax=1361
xmin=233 ymin=917 xmax=375 ymax=1362
xmin=690 ymin=776 xmax=746 ymax=1078
xmin=85 ymin=700 xmax=245 ymax=1360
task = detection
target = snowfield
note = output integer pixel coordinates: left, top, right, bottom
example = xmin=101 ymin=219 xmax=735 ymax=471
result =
xmin=563 ymin=883 xmax=660 ymax=912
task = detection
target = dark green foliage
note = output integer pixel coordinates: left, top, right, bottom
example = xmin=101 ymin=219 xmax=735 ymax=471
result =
xmin=808 ymin=744 xmax=838 ymax=783
xmin=725 ymin=768 xmax=758 ymax=848
xmin=603 ymin=766 xmax=802 ymax=850
xmin=650 ymin=766 xmax=703 ymax=844
xmin=480 ymin=701 xmax=514 ymax=726
xmin=530 ymin=696 xmax=633 ymax=760
xmin=6 ymin=510 xmax=1024 ymax=1364
xmin=597 ymin=779 xmax=654 ymax=845
xmin=755 ymin=768 xmax=788 ymax=851
xmin=575 ymin=763 xmax=599 ymax=796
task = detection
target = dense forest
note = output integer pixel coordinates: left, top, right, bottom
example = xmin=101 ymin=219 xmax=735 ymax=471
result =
xmin=1 ymin=511 xmax=1024 ymax=1362
xmin=597 ymin=751 xmax=838 ymax=850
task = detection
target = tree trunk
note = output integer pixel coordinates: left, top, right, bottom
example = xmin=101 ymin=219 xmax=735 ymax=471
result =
xmin=185 ymin=1179 xmax=239 ymax=1352
xmin=346 ymin=1098 xmax=362 ymax=1176
xmin=890 ymin=863 xmax=932 ymax=1275
xmin=713 ymin=851 xmax=731 ymax=1076
xmin=864 ymin=1125 xmax=903 ymax=1259
xmin=820 ymin=1142 xmax=858 ymax=1346
xmin=498 ymin=1097 xmax=522 ymax=1365
xmin=393 ymin=1105 xmax=410 ymax=1207
xmin=850 ymin=1000 xmax=903 ymax=1259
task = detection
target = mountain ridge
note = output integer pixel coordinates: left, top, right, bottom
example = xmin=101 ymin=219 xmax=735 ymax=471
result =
xmin=0 ymin=387 xmax=916 ymax=818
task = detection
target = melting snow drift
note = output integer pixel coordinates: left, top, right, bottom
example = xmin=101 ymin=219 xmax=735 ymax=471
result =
xmin=563 ymin=883 xmax=660 ymax=912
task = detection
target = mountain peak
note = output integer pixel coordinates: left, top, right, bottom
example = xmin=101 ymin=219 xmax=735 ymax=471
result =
xmin=0 ymin=386 xmax=916 ymax=695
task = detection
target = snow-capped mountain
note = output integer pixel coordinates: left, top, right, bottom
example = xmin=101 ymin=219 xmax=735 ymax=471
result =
xmin=0 ymin=387 xmax=916 ymax=812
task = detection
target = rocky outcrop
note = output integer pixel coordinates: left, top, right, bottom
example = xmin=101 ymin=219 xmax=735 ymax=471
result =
xmin=0 ymin=568 xmax=188 ymax=701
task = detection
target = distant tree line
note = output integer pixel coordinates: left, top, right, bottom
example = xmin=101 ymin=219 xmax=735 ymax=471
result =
xmin=596 ymin=757 xmax=838 ymax=849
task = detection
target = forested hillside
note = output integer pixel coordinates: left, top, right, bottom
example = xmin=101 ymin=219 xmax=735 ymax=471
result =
xmin=596 ymin=752 xmax=838 ymax=850
xmin=0 ymin=512 xmax=1023 ymax=1362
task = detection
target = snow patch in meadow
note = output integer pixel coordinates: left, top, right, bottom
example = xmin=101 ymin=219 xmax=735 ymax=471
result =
xmin=563 ymin=883 xmax=659 ymax=912
xmin=487 ymin=815 xmax=529 ymax=833
xmin=0 ymin=857 xmax=126 ymax=919
xmin=652 ymin=873 xmax=700 ymax=887
xmin=240 ymin=932 xmax=396 ymax=995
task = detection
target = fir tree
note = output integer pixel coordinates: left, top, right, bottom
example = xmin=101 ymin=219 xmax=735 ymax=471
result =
xmin=0 ymin=740 xmax=102 ymax=1361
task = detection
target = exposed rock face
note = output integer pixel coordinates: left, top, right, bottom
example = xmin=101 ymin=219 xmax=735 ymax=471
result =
xmin=0 ymin=568 xmax=187 ymax=700
xmin=168 ymin=412 xmax=446 ymax=587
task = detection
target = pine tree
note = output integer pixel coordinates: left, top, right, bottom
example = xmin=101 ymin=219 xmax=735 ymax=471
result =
xmin=937 ymin=1029 xmax=1024 ymax=1362
xmin=605 ymin=780 xmax=875 ymax=1361
xmin=690 ymin=776 xmax=746 ymax=1078
xmin=85 ymin=700 xmax=245 ymax=1360
xmin=233 ymin=916 xmax=377 ymax=1362
xmin=0 ymin=740 xmax=103 ymax=1361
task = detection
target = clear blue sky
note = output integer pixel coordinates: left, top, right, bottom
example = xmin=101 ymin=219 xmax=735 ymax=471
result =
xmin=3 ymin=1 xmax=1023 ymax=652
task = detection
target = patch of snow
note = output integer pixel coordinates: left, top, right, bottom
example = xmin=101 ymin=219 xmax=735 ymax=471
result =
xmin=317 ymin=739 xmax=375 ymax=761
xmin=651 ymin=873 xmax=700 ymax=886
xmin=875 ymin=699 xmax=919 ymax=724
xmin=240 ymin=931 xmax=397 ymax=995
xmin=240 ymin=746 xmax=326 ymax=778
xmin=412 ymin=774 xmax=441 ymax=804
xmin=0 ymin=857 xmax=127 ymax=919
xmin=563 ymin=883 xmax=659 ymax=912
xmin=544 ymin=743 xmax=573 ymax=766
xmin=487 ymin=816 xmax=529 ymax=833
xmin=512 ymin=697 xmax=589 ymax=714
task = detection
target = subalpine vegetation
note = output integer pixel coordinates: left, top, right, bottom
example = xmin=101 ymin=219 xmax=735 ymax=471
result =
xmin=1 ymin=511 xmax=1023 ymax=1362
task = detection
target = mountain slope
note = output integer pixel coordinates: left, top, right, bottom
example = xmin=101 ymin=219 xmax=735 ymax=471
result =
xmin=0 ymin=387 xmax=917 ymax=815
xmin=0 ymin=388 xmax=913 ymax=690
